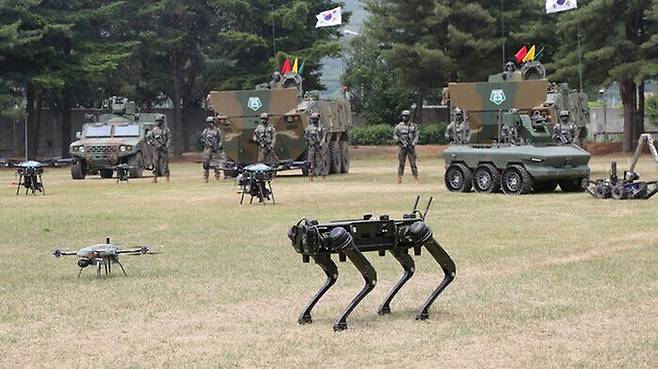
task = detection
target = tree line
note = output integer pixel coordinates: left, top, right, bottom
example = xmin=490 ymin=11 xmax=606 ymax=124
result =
xmin=0 ymin=0 xmax=346 ymax=158
xmin=343 ymin=0 xmax=658 ymax=152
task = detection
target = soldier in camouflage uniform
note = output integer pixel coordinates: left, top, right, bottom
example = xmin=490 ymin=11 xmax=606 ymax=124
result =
xmin=304 ymin=112 xmax=326 ymax=181
xmin=252 ymin=112 xmax=277 ymax=164
xmin=201 ymin=116 xmax=224 ymax=182
xmin=147 ymin=114 xmax=172 ymax=183
xmin=552 ymin=110 xmax=577 ymax=145
xmin=445 ymin=107 xmax=470 ymax=144
xmin=393 ymin=110 xmax=419 ymax=183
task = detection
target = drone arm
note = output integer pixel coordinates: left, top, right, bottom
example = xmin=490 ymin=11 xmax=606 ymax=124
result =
xmin=52 ymin=250 xmax=77 ymax=257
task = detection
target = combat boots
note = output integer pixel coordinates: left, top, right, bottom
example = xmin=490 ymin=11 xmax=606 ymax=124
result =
xmin=414 ymin=175 xmax=420 ymax=183
xmin=203 ymin=176 xmax=209 ymax=183
xmin=165 ymin=175 xmax=170 ymax=183
xmin=397 ymin=176 xmax=402 ymax=184
xmin=152 ymin=176 xmax=158 ymax=183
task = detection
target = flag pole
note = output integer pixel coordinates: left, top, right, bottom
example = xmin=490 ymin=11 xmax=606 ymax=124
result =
xmin=271 ymin=6 xmax=277 ymax=56
xmin=577 ymin=21 xmax=583 ymax=92
xmin=501 ymin=0 xmax=505 ymax=66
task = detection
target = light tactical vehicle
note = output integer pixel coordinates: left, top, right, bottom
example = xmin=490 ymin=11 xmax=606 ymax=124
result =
xmin=442 ymin=62 xmax=591 ymax=194
xmin=206 ymin=72 xmax=352 ymax=176
xmin=69 ymin=97 xmax=158 ymax=179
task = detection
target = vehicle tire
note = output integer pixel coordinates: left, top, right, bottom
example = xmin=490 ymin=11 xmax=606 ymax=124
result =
xmin=534 ymin=180 xmax=558 ymax=193
xmin=444 ymin=163 xmax=472 ymax=192
xmin=611 ymin=184 xmax=625 ymax=199
xmin=501 ymin=164 xmax=533 ymax=195
xmin=559 ymin=177 xmax=586 ymax=192
xmin=127 ymin=153 xmax=144 ymax=178
xmin=99 ymin=169 xmax=114 ymax=179
xmin=329 ymin=140 xmax=340 ymax=174
xmin=71 ymin=160 xmax=86 ymax=180
xmin=300 ymin=151 xmax=309 ymax=176
xmin=594 ymin=182 xmax=612 ymax=199
xmin=473 ymin=163 xmax=500 ymax=193
xmin=340 ymin=140 xmax=350 ymax=174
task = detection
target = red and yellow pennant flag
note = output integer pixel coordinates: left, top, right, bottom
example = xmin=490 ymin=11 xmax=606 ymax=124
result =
xmin=515 ymin=46 xmax=528 ymax=64
xmin=522 ymin=45 xmax=536 ymax=62
xmin=281 ymin=58 xmax=292 ymax=74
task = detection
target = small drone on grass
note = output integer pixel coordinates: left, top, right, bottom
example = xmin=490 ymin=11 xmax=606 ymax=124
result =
xmin=52 ymin=237 xmax=161 ymax=279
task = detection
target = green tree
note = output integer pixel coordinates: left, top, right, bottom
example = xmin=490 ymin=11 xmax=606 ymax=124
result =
xmin=551 ymin=0 xmax=657 ymax=152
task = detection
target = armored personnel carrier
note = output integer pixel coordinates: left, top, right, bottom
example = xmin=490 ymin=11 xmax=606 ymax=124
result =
xmin=442 ymin=62 xmax=591 ymax=194
xmin=69 ymin=97 xmax=158 ymax=179
xmin=206 ymin=72 xmax=352 ymax=176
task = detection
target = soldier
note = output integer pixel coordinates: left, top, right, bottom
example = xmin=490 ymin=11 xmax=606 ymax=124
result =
xmin=201 ymin=116 xmax=224 ymax=182
xmin=304 ymin=112 xmax=327 ymax=181
xmin=445 ymin=107 xmax=470 ymax=144
xmin=270 ymin=71 xmax=283 ymax=89
xmin=147 ymin=114 xmax=171 ymax=183
xmin=393 ymin=110 xmax=419 ymax=183
xmin=252 ymin=112 xmax=277 ymax=164
xmin=552 ymin=110 xmax=577 ymax=145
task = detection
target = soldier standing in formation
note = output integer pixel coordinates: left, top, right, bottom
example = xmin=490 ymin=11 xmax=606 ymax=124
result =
xmin=201 ymin=115 xmax=225 ymax=182
xmin=252 ymin=112 xmax=277 ymax=164
xmin=445 ymin=107 xmax=470 ymax=144
xmin=393 ymin=110 xmax=419 ymax=183
xmin=552 ymin=110 xmax=577 ymax=145
xmin=147 ymin=114 xmax=172 ymax=183
xmin=304 ymin=112 xmax=327 ymax=181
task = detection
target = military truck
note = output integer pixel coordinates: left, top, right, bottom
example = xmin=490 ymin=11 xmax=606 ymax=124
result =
xmin=206 ymin=72 xmax=351 ymax=176
xmin=69 ymin=97 xmax=158 ymax=179
xmin=442 ymin=62 xmax=591 ymax=194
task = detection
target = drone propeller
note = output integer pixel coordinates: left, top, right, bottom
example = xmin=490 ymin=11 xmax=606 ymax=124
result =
xmin=119 ymin=246 xmax=163 ymax=255
xmin=52 ymin=249 xmax=77 ymax=257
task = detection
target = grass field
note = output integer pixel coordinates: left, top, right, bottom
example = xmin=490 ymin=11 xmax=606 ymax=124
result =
xmin=0 ymin=147 xmax=656 ymax=369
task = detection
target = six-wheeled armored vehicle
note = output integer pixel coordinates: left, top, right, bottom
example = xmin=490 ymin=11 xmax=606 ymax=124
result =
xmin=206 ymin=72 xmax=351 ymax=176
xmin=442 ymin=62 xmax=592 ymax=194
xmin=69 ymin=97 xmax=158 ymax=179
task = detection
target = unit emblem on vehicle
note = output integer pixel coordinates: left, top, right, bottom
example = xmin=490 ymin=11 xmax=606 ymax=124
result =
xmin=247 ymin=97 xmax=263 ymax=111
xmin=489 ymin=89 xmax=506 ymax=106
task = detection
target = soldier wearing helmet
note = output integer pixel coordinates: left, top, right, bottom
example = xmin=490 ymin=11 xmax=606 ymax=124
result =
xmin=552 ymin=110 xmax=577 ymax=145
xmin=304 ymin=112 xmax=327 ymax=181
xmin=252 ymin=112 xmax=277 ymax=163
xmin=445 ymin=107 xmax=470 ymax=144
xmin=269 ymin=71 xmax=284 ymax=89
xmin=393 ymin=109 xmax=419 ymax=183
xmin=147 ymin=114 xmax=172 ymax=183
xmin=200 ymin=115 xmax=225 ymax=182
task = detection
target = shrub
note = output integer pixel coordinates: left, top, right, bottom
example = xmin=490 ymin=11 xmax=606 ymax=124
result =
xmin=350 ymin=123 xmax=448 ymax=145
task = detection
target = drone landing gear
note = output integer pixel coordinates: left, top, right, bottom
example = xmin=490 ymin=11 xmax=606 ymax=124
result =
xmin=78 ymin=258 xmax=128 ymax=280
xmin=16 ymin=173 xmax=45 ymax=196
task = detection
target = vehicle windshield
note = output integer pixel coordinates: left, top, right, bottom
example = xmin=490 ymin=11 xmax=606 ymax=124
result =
xmin=85 ymin=125 xmax=112 ymax=138
xmin=113 ymin=124 xmax=140 ymax=137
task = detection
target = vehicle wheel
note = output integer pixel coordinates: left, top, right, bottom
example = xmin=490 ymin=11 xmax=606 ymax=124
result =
xmin=300 ymin=151 xmax=309 ymax=176
xmin=594 ymin=182 xmax=612 ymax=199
xmin=473 ymin=163 xmax=500 ymax=193
xmin=71 ymin=160 xmax=86 ymax=180
xmin=329 ymin=140 xmax=340 ymax=174
xmin=339 ymin=141 xmax=350 ymax=174
xmin=99 ymin=169 xmax=114 ymax=179
xmin=501 ymin=164 xmax=533 ymax=195
xmin=611 ymin=184 xmax=625 ymax=199
xmin=559 ymin=178 xmax=585 ymax=192
xmin=444 ymin=163 xmax=472 ymax=192
xmin=534 ymin=180 xmax=558 ymax=193
xmin=127 ymin=153 xmax=144 ymax=178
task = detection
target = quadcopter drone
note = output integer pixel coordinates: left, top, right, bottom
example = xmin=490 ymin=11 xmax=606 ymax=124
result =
xmin=52 ymin=237 xmax=160 ymax=279
xmin=4 ymin=158 xmax=71 ymax=195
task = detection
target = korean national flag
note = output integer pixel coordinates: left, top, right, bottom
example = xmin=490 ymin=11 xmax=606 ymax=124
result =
xmin=315 ymin=7 xmax=342 ymax=28
xmin=546 ymin=0 xmax=577 ymax=14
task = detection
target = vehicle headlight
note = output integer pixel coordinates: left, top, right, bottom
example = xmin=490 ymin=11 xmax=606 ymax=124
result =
xmin=120 ymin=145 xmax=131 ymax=152
xmin=78 ymin=146 xmax=85 ymax=153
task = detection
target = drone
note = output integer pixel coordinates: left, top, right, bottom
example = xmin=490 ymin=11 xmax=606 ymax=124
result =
xmin=4 ymin=159 xmax=71 ymax=195
xmin=109 ymin=163 xmax=138 ymax=183
xmin=237 ymin=163 xmax=279 ymax=204
xmin=52 ymin=237 xmax=160 ymax=279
